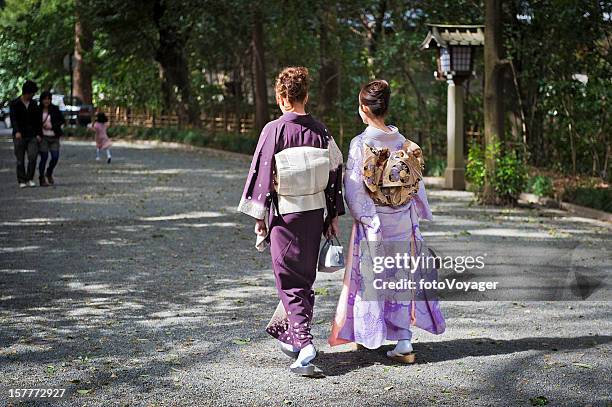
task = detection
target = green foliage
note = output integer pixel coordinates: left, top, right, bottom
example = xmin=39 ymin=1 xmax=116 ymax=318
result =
xmin=529 ymin=395 xmax=549 ymax=406
xmin=527 ymin=175 xmax=554 ymax=198
xmin=467 ymin=141 xmax=528 ymax=203
xmin=424 ymin=156 xmax=446 ymax=177
xmin=0 ymin=0 xmax=74 ymax=101
xmin=493 ymin=147 xmax=528 ymax=203
xmin=504 ymin=0 xmax=610 ymax=177
xmin=466 ymin=142 xmax=485 ymax=191
xmin=1 ymin=0 xmax=608 ymax=181
xmin=93 ymin=54 xmax=163 ymax=111
xmin=562 ymin=187 xmax=612 ymax=213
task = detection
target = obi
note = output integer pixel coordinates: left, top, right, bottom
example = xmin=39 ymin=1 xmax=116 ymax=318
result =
xmin=362 ymin=140 xmax=424 ymax=207
xmin=274 ymin=146 xmax=330 ymax=215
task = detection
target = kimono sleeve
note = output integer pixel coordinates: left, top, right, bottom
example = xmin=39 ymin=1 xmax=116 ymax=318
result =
xmin=237 ymin=124 xmax=277 ymax=220
xmin=413 ymin=180 xmax=433 ymax=221
xmin=325 ymin=135 xmax=346 ymax=221
xmin=343 ymin=136 xmax=381 ymax=232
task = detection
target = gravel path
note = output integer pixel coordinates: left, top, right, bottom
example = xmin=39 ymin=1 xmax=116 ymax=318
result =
xmin=0 ymin=138 xmax=610 ymax=407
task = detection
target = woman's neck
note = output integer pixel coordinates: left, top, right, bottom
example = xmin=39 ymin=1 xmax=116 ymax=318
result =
xmin=368 ymin=117 xmax=390 ymax=133
xmin=285 ymin=108 xmax=306 ymax=115
xmin=283 ymin=102 xmax=307 ymax=114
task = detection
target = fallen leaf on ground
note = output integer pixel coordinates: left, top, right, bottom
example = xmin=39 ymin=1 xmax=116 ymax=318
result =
xmin=315 ymin=287 xmax=329 ymax=296
xmin=529 ymin=395 xmax=548 ymax=406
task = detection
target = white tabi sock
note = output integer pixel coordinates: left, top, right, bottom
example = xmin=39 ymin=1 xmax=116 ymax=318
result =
xmin=388 ymin=339 xmax=413 ymax=357
xmin=280 ymin=341 xmax=299 ymax=353
xmin=290 ymin=344 xmax=316 ymax=368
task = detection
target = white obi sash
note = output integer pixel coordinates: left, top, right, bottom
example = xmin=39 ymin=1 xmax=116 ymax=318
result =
xmin=274 ymin=146 xmax=330 ymax=216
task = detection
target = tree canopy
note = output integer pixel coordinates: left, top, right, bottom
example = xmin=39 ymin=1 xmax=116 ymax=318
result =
xmin=0 ymin=0 xmax=609 ymax=178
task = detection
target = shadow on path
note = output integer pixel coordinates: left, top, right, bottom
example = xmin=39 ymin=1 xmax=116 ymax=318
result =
xmin=318 ymin=335 xmax=610 ymax=376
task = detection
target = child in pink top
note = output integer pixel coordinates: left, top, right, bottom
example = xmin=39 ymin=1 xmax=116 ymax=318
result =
xmin=88 ymin=112 xmax=112 ymax=163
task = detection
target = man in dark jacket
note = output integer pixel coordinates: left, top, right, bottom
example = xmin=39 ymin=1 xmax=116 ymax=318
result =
xmin=10 ymin=80 xmax=42 ymax=187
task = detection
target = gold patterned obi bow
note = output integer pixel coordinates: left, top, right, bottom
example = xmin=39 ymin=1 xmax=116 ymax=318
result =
xmin=362 ymin=140 xmax=425 ymax=206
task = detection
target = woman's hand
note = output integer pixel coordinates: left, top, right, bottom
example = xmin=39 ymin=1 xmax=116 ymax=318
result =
xmin=325 ymin=216 xmax=340 ymax=239
xmin=254 ymin=219 xmax=267 ymax=236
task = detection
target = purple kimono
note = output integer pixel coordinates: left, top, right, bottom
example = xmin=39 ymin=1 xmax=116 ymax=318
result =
xmin=329 ymin=125 xmax=445 ymax=349
xmin=238 ymin=111 xmax=345 ymax=349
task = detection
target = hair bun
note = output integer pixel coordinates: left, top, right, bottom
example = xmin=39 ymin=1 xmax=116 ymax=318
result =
xmin=275 ymin=67 xmax=310 ymax=103
xmin=359 ymin=79 xmax=390 ymax=117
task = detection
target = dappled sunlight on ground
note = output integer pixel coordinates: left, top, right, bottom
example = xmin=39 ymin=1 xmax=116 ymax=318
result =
xmin=176 ymin=222 xmax=239 ymax=228
xmin=0 ymin=139 xmax=609 ymax=405
xmin=0 ymin=269 xmax=38 ymax=274
xmin=138 ymin=211 xmax=225 ymax=221
xmin=0 ymin=245 xmax=41 ymax=253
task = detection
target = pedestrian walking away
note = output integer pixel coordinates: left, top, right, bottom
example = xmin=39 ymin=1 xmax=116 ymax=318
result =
xmin=9 ymin=80 xmax=42 ymax=188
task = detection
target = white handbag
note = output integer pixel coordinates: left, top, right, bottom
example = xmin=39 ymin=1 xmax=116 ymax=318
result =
xmin=318 ymin=236 xmax=345 ymax=273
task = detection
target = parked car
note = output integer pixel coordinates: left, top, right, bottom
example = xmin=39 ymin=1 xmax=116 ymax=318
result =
xmin=2 ymin=94 xmax=93 ymax=129
xmin=0 ymin=102 xmax=10 ymax=128
xmin=63 ymin=96 xmax=93 ymax=126
xmin=60 ymin=96 xmax=79 ymax=125
xmin=52 ymin=94 xmax=67 ymax=111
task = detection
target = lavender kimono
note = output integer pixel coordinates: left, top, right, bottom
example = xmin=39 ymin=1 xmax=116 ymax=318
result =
xmin=238 ymin=112 xmax=344 ymax=350
xmin=329 ymin=125 xmax=445 ymax=349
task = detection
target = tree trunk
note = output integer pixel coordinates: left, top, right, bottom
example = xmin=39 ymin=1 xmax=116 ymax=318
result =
xmin=370 ymin=0 xmax=387 ymax=56
xmin=232 ymin=63 xmax=244 ymax=133
xmin=74 ymin=0 xmax=93 ymax=105
xmin=402 ymin=64 xmax=427 ymax=137
xmin=153 ymin=0 xmax=200 ymax=127
xmin=561 ymin=97 xmax=577 ymax=176
xmin=483 ymin=0 xmax=505 ymax=204
xmin=318 ymin=3 xmax=339 ymax=117
xmin=252 ymin=6 xmax=268 ymax=134
xmin=362 ymin=0 xmax=387 ymax=75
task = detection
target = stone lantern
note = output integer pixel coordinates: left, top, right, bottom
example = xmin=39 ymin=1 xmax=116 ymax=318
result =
xmin=420 ymin=24 xmax=484 ymax=190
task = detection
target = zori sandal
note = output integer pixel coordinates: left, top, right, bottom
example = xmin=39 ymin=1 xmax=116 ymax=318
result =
xmin=290 ymin=363 xmax=324 ymax=377
xmin=386 ymin=349 xmax=416 ymax=364
xmin=351 ymin=343 xmax=366 ymax=351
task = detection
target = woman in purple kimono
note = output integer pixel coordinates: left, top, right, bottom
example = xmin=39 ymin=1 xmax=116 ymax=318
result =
xmin=328 ymin=80 xmax=445 ymax=362
xmin=238 ymin=67 xmax=344 ymax=376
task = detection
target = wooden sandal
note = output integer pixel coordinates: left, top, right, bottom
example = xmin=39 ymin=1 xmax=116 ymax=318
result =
xmin=290 ymin=364 xmax=324 ymax=377
xmin=350 ymin=343 xmax=366 ymax=351
xmin=386 ymin=350 xmax=416 ymax=364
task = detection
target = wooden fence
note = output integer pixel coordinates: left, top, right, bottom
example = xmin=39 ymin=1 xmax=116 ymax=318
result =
xmin=98 ymin=106 xmax=482 ymax=148
xmin=99 ymin=107 xmax=255 ymax=133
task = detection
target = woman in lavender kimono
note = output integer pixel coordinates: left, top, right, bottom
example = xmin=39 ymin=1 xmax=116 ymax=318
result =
xmin=237 ymin=67 xmax=344 ymax=376
xmin=328 ymin=80 xmax=445 ymax=362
